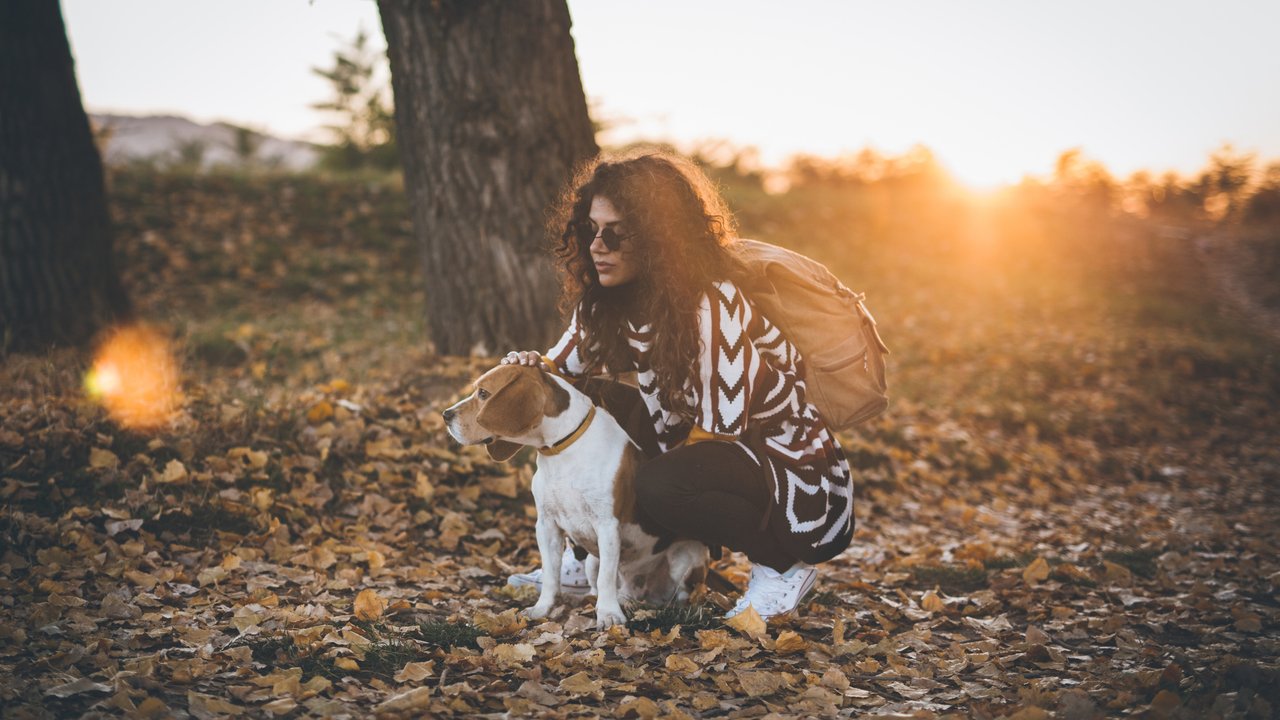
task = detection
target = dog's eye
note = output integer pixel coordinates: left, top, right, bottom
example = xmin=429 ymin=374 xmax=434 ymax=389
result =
xmin=477 ymin=388 xmax=490 ymax=400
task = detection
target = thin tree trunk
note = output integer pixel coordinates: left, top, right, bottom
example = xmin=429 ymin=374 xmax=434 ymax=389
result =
xmin=378 ymin=0 xmax=597 ymax=356
xmin=0 ymin=0 xmax=130 ymax=353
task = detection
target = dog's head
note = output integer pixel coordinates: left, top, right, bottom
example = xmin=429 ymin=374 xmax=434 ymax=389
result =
xmin=442 ymin=364 xmax=570 ymax=461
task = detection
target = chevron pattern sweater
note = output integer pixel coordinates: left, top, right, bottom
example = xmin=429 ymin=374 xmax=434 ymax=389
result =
xmin=546 ymin=280 xmax=854 ymax=563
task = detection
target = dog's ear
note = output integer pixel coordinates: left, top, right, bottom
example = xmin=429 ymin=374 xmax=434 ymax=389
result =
xmin=485 ymin=440 xmax=523 ymax=462
xmin=541 ymin=370 xmax=571 ymax=416
xmin=476 ymin=370 xmax=543 ymax=439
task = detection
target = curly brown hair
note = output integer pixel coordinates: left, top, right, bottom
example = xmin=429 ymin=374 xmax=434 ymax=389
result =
xmin=547 ymin=150 xmax=750 ymax=421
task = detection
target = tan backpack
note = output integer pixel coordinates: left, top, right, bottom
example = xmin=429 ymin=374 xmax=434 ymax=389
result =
xmin=731 ymin=239 xmax=889 ymax=430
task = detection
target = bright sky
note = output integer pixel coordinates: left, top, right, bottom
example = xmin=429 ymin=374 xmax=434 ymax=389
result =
xmin=63 ymin=0 xmax=1280 ymax=188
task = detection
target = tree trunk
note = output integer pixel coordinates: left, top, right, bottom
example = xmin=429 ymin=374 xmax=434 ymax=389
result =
xmin=0 ymin=0 xmax=130 ymax=353
xmin=378 ymin=0 xmax=597 ymax=356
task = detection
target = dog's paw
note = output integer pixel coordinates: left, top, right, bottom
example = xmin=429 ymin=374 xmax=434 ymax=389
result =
xmin=524 ymin=602 xmax=554 ymax=620
xmin=595 ymin=605 xmax=627 ymax=630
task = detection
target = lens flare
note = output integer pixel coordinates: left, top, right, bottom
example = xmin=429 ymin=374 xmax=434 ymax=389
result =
xmin=84 ymin=324 xmax=181 ymax=430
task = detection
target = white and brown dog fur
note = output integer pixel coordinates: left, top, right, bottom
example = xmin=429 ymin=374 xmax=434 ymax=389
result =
xmin=443 ymin=364 xmax=707 ymax=628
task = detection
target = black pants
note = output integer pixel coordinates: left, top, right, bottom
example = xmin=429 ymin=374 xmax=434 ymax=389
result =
xmin=577 ymin=378 xmax=798 ymax=573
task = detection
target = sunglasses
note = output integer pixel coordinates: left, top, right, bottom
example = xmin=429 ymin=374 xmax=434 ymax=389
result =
xmin=577 ymin=222 xmax=633 ymax=252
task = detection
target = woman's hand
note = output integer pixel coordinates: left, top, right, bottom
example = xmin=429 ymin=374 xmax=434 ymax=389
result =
xmin=501 ymin=350 xmax=542 ymax=367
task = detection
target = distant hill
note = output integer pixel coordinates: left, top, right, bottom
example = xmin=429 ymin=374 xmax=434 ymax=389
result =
xmin=91 ymin=114 xmax=320 ymax=171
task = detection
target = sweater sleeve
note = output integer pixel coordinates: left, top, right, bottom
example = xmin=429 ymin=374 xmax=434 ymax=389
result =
xmin=690 ymin=282 xmax=804 ymax=443
xmin=691 ymin=283 xmax=760 ymax=439
xmin=543 ymin=306 xmax=589 ymax=379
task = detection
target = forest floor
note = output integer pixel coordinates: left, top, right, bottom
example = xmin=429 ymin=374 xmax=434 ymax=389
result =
xmin=1 ymin=170 xmax=1277 ymax=719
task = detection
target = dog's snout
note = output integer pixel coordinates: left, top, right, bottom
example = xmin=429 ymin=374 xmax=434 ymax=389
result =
xmin=442 ymin=407 xmax=456 ymax=422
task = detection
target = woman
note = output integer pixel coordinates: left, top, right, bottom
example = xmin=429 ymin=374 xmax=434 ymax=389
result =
xmin=503 ymin=151 xmax=855 ymax=621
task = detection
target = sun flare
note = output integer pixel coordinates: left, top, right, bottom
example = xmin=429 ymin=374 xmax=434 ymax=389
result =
xmin=84 ymin=324 xmax=182 ymax=430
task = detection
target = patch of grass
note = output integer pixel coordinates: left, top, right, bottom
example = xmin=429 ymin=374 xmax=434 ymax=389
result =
xmin=1104 ymin=548 xmax=1161 ymax=579
xmin=626 ymin=602 xmax=722 ymax=634
xmin=910 ymin=564 xmax=989 ymax=593
xmin=415 ymin=620 xmax=483 ymax=650
xmin=361 ymin=636 xmax=428 ymax=679
xmin=239 ymin=634 xmax=340 ymax=681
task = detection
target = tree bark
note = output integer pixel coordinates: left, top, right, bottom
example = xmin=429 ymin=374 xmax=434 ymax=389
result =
xmin=378 ymin=0 xmax=597 ymax=356
xmin=0 ymin=0 xmax=130 ymax=353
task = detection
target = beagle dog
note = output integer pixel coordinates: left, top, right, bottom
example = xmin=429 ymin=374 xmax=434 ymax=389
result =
xmin=443 ymin=363 xmax=707 ymax=629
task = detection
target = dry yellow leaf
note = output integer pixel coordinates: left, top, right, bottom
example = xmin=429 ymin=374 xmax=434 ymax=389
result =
xmin=157 ymin=459 xmax=188 ymax=484
xmin=1026 ymin=625 xmax=1051 ymax=645
xmin=1022 ymin=556 xmax=1050 ymax=585
xmin=490 ymin=642 xmax=536 ymax=667
xmin=558 ymin=671 xmax=603 ymax=695
xmin=481 ymin=473 xmax=519 ymax=498
xmin=921 ymin=589 xmax=946 ymax=613
xmin=250 ymin=487 xmax=274 ymax=511
xmin=618 ymin=696 xmax=660 ymax=719
xmin=89 ymin=447 xmax=119 ymax=469
xmin=725 ymin=605 xmax=767 ymax=640
xmin=353 ymin=588 xmax=385 ymax=620
xmin=375 ymin=687 xmax=433 ymax=713
xmin=413 ymin=472 xmax=436 ymax=502
xmin=227 ymin=447 xmax=268 ymax=469
xmin=334 ymin=657 xmax=359 ymax=671
xmin=473 ymin=608 xmax=527 ymax=637
xmin=124 ymin=570 xmax=159 ymax=590
xmin=665 ymin=654 xmax=701 ymax=673
xmin=394 ymin=661 xmax=434 ymax=683
xmin=735 ymin=669 xmax=785 ymax=697
xmin=307 ymin=401 xmax=334 ymax=424
xmin=821 ymin=666 xmax=851 ymax=692
xmin=773 ymin=630 xmax=807 ymax=654
xmin=366 ymin=550 xmax=386 ymax=572
xmin=1102 ymin=560 xmax=1133 ymax=586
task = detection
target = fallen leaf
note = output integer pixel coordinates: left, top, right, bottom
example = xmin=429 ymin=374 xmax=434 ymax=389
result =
xmin=559 ymin=671 xmax=603 ymax=695
xmin=473 ymin=608 xmax=526 ymax=636
xmin=394 ymin=661 xmax=434 ymax=683
xmin=735 ymin=669 xmax=785 ymax=697
xmin=618 ymin=696 xmax=661 ymax=718
xmin=665 ymin=654 xmax=701 ymax=673
xmin=156 ymin=459 xmax=188 ymax=483
xmin=187 ymin=691 xmax=243 ymax=719
xmin=45 ymin=677 xmax=112 ymax=698
xmin=773 ymin=630 xmax=807 ymax=654
xmin=307 ymin=400 xmax=334 ymax=424
xmin=353 ymin=588 xmax=385 ymax=620
xmin=1023 ymin=556 xmax=1050 ymax=585
xmin=89 ymin=447 xmax=119 ymax=469
xmin=725 ymin=605 xmax=767 ymax=639
xmin=489 ymin=642 xmax=535 ymax=667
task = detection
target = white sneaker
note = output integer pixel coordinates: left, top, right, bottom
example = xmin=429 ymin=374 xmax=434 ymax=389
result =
xmin=507 ymin=547 xmax=592 ymax=595
xmin=725 ymin=562 xmax=818 ymax=620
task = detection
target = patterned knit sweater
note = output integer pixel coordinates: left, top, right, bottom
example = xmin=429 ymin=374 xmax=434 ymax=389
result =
xmin=545 ymin=280 xmax=854 ymax=563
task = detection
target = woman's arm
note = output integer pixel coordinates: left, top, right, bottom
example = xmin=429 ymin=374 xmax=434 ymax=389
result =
xmin=690 ymin=284 xmax=800 ymax=442
xmin=512 ymin=307 xmax=588 ymax=378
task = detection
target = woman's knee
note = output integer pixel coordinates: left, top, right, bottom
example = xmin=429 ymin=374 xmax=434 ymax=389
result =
xmin=634 ymin=454 xmax=686 ymax=513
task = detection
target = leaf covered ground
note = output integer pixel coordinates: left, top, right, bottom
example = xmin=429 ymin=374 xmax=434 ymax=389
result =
xmin=1 ymin=168 xmax=1278 ymax=719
